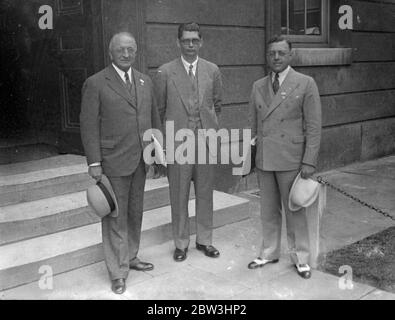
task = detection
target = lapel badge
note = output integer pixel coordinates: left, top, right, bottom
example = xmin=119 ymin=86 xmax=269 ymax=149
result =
xmin=139 ymin=79 xmax=144 ymax=86
xmin=281 ymin=91 xmax=286 ymax=99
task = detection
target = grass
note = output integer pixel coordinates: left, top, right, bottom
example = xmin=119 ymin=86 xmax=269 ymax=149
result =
xmin=318 ymin=226 xmax=395 ymax=293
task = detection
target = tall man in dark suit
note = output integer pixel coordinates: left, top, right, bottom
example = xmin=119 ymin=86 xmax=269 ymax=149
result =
xmin=80 ymin=32 xmax=161 ymax=294
xmin=154 ymin=22 xmax=223 ymax=262
xmin=247 ymin=36 xmax=322 ymax=279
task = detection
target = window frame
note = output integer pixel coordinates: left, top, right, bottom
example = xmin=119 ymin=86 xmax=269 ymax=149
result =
xmin=281 ymin=0 xmax=329 ymax=46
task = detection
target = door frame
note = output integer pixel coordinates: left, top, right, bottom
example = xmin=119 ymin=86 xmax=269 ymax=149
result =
xmin=58 ymin=0 xmax=147 ymax=154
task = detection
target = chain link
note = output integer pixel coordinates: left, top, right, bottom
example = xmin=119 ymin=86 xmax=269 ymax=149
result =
xmin=316 ymin=176 xmax=395 ymax=221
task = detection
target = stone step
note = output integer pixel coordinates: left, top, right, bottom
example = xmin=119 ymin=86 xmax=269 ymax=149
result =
xmin=0 ymin=155 xmax=86 ymax=176
xmin=0 ymin=191 xmax=249 ymax=291
xmin=0 ymin=155 xmax=90 ymax=206
xmin=0 ymin=177 xmax=175 ymax=245
xmin=0 ymin=143 xmax=59 ymax=165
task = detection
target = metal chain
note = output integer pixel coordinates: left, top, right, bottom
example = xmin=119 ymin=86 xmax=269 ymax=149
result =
xmin=316 ymin=176 xmax=395 ymax=221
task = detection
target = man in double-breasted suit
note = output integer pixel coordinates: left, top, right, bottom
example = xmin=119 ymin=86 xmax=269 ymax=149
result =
xmin=247 ymin=36 xmax=321 ymax=279
xmin=154 ymin=22 xmax=223 ymax=262
xmin=80 ymin=32 xmax=161 ymax=294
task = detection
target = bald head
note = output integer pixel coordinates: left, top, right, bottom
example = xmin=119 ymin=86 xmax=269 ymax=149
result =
xmin=109 ymin=32 xmax=136 ymax=51
xmin=109 ymin=32 xmax=137 ymax=71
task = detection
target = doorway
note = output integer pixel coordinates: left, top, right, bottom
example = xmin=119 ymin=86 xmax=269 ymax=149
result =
xmin=0 ymin=0 xmax=103 ymax=157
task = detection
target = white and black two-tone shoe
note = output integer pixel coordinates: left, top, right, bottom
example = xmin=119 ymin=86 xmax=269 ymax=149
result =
xmin=295 ymin=264 xmax=312 ymax=279
xmin=247 ymin=257 xmax=279 ymax=269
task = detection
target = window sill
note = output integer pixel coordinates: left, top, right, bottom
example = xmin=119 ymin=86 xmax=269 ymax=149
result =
xmin=291 ymin=48 xmax=353 ymax=67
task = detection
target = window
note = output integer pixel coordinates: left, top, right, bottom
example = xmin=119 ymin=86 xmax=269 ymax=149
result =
xmin=281 ymin=0 xmax=328 ymax=45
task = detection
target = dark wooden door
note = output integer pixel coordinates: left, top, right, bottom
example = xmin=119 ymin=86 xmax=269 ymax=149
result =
xmin=56 ymin=0 xmax=104 ymax=154
xmin=0 ymin=0 xmax=147 ymax=155
xmin=57 ymin=0 xmax=145 ymax=154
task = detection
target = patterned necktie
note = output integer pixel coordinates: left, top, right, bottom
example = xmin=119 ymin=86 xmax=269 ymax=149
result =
xmin=124 ymin=71 xmax=133 ymax=93
xmin=189 ymin=64 xmax=195 ymax=78
xmin=188 ymin=64 xmax=197 ymax=91
xmin=272 ymin=72 xmax=280 ymax=94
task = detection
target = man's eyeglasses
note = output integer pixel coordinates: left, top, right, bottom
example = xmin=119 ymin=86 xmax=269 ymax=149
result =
xmin=267 ymin=51 xmax=290 ymax=58
xmin=180 ymin=38 xmax=201 ymax=46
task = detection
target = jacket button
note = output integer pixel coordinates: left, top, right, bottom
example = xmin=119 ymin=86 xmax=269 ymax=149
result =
xmin=281 ymin=134 xmax=285 ymax=138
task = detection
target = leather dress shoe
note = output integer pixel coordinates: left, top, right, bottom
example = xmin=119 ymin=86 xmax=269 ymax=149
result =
xmin=196 ymin=243 xmax=220 ymax=258
xmin=111 ymin=278 xmax=126 ymax=294
xmin=295 ymin=264 xmax=312 ymax=279
xmin=248 ymin=258 xmax=279 ymax=269
xmin=129 ymin=261 xmax=154 ymax=271
xmin=174 ymin=248 xmax=188 ymax=262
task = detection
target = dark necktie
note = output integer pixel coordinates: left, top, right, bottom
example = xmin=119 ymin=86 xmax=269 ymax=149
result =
xmin=124 ymin=71 xmax=133 ymax=93
xmin=124 ymin=71 xmax=137 ymax=106
xmin=272 ymin=72 xmax=280 ymax=94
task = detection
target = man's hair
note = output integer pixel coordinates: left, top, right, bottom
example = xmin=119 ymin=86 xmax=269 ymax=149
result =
xmin=109 ymin=32 xmax=136 ymax=51
xmin=267 ymin=35 xmax=292 ymax=51
xmin=178 ymin=22 xmax=202 ymax=39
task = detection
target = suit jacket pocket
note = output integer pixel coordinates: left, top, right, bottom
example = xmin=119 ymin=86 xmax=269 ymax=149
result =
xmin=100 ymin=139 xmax=116 ymax=149
xmin=292 ymin=135 xmax=305 ymax=144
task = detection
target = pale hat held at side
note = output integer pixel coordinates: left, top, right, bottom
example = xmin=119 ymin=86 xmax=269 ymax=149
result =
xmin=86 ymin=174 xmax=119 ymax=218
xmin=288 ymin=172 xmax=320 ymax=212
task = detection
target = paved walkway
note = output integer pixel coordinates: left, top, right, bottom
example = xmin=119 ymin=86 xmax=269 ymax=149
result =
xmin=1 ymin=156 xmax=395 ymax=300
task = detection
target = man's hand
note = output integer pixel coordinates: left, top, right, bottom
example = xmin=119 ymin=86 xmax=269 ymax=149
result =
xmin=300 ymin=164 xmax=315 ymax=179
xmin=88 ymin=165 xmax=102 ymax=182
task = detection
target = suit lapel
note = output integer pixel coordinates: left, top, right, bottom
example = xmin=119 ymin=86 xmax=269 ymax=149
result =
xmin=132 ymin=68 xmax=144 ymax=110
xmin=262 ymin=67 xmax=299 ymax=121
xmin=171 ymin=58 xmax=193 ymax=113
xmin=105 ymin=65 xmax=136 ymax=109
xmin=256 ymin=77 xmax=271 ymax=110
xmin=197 ymin=59 xmax=208 ymax=108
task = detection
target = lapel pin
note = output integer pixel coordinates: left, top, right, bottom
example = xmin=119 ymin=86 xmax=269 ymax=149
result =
xmin=139 ymin=79 xmax=144 ymax=85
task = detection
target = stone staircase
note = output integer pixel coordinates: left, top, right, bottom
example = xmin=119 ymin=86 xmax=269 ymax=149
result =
xmin=0 ymin=155 xmax=249 ymax=291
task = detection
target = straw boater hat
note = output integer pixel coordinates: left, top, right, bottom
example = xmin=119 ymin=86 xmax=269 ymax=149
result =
xmin=86 ymin=175 xmax=118 ymax=218
xmin=288 ymin=172 xmax=320 ymax=211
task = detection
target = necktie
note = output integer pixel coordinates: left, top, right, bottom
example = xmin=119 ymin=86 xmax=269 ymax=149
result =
xmin=272 ymin=72 xmax=279 ymax=94
xmin=124 ymin=71 xmax=137 ymax=106
xmin=188 ymin=64 xmax=197 ymax=91
xmin=124 ymin=72 xmax=133 ymax=93
xmin=189 ymin=64 xmax=195 ymax=79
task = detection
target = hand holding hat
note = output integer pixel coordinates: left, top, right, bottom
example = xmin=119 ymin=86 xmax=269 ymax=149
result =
xmin=288 ymin=172 xmax=320 ymax=212
xmin=300 ymin=163 xmax=316 ymax=179
xmin=86 ymin=174 xmax=119 ymax=218
xmin=88 ymin=165 xmax=103 ymax=182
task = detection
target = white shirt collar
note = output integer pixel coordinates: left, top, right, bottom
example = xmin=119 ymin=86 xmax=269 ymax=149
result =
xmin=271 ymin=65 xmax=291 ymax=87
xmin=181 ymin=56 xmax=198 ymax=76
xmin=112 ymin=63 xmax=132 ymax=83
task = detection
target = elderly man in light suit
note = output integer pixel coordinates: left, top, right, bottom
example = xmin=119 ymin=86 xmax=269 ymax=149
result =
xmin=154 ymin=22 xmax=223 ymax=262
xmin=248 ymin=36 xmax=322 ymax=279
xmin=80 ymin=32 xmax=161 ymax=294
